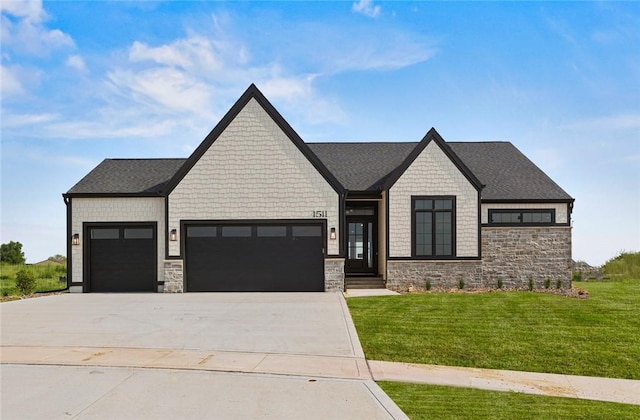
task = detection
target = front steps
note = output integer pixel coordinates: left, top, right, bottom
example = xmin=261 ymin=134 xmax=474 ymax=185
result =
xmin=345 ymin=276 xmax=386 ymax=289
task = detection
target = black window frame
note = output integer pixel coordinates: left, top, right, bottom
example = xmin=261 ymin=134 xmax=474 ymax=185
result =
xmin=411 ymin=196 xmax=456 ymax=258
xmin=488 ymin=209 xmax=556 ymax=226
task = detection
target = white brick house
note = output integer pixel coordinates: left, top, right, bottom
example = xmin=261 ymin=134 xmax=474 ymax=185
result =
xmin=64 ymin=85 xmax=574 ymax=293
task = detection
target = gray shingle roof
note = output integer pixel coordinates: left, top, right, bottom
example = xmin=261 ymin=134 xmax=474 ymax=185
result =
xmin=309 ymin=141 xmax=571 ymax=200
xmin=66 ymin=142 xmax=572 ymax=201
xmin=307 ymin=142 xmax=417 ymax=191
xmin=67 ymin=159 xmax=186 ymax=195
xmin=448 ymin=142 xmax=572 ymax=201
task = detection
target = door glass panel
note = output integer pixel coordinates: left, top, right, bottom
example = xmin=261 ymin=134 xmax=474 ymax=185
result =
xmin=367 ymin=222 xmax=373 ymax=268
xmin=124 ymin=228 xmax=153 ymax=239
xmin=257 ymin=226 xmax=287 ymax=237
xmin=187 ymin=226 xmax=217 ymax=237
xmin=348 ymin=222 xmax=364 ymax=260
xmin=346 ymin=207 xmax=375 ymax=216
xmin=292 ymin=226 xmax=322 ymax=237
xmin=91 ymin=228 xmax=119 ymax=240
xmin=222 ymin=226 xmax=251 ymax=237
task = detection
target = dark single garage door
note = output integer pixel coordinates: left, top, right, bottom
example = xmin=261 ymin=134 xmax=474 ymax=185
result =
xmin=185 ymin=222 xmax=325 ymax=292
xmin=87 ymin=224 xmax=156 ymax=292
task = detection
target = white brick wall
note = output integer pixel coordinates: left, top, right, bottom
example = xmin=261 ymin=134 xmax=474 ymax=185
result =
xmin=168 ymin=98 xmax=340 ymax=256
xmin=71 ymin=197 xmax=165 ymax=290
xmin=388 ymin=141 xmax=479 ymax=258
xmin=481 ymin=203 xmax=568 ymax=224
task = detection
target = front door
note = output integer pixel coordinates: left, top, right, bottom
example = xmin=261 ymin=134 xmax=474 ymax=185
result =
xmin=346 ymin=216 xmax=377 ymax=275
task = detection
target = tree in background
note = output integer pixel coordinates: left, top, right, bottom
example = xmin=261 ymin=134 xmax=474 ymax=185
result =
xmin=48 ymin=254 xmax=67 ymax=264
xmin=0 ymin=241 xmax=26 ymax=265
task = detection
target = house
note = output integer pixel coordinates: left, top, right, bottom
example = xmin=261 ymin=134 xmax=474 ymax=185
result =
xmin=63 ymin=84 xmax=574 ymax=293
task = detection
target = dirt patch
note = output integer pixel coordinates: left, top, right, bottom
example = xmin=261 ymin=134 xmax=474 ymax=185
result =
xmin=400 ymin=286 xmax=589 ymax=299
xmin=1 ymin=291 xmax=68 ymax=303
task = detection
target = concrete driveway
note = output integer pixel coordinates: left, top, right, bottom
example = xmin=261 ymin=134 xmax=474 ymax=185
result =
xmin=1 ymin=293 xmax=407 ymax=419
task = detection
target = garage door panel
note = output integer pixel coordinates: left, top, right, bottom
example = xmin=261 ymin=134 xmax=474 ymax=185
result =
xmin=88 ymin=225 xmax=156 ymax=293
xmin=185 ymin=223 xmax=324 ymax=292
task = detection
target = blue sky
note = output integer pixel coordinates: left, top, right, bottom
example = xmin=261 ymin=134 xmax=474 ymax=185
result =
xmin=1 ymin=0 xmax=639 ymax=265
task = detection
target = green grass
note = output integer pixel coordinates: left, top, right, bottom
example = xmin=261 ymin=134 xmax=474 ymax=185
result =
xmin=379 ymin=382 xmax=640 ymax=419
xmin=347 ymin=280 xmax=640 ymax=379
xmin=602 ymin=251 xmax=640 ymax=281
xmin=0 ymin=263 xmax=67 ymax=296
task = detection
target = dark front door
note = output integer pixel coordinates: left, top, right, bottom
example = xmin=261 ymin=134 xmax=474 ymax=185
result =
xmin=346 ymin=217 xmax=377 ymax=275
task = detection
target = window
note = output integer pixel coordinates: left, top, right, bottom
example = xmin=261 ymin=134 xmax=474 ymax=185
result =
xmin=292 ymin=226 xmax=322 ymax=237
xmin=91 ymin=228 xmax=119 ymax=240
xmin=257 ymin=226 xmax=287 ymax=237
xmin=489 ymin=209 xmax=555 ymax=226
xmin=124 ymin=228 xmax=153 ymax=239
xmin=413 ymin=197 xmax=455 ymax=257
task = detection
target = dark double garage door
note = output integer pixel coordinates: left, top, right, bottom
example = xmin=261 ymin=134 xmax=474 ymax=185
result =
xmin=185 ymin=222 xmax=325 ymax=292
xmin=86 ymin=222 xmax=325 ymax=292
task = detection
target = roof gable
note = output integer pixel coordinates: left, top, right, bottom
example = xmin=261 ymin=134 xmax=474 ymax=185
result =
xmin=162 ymin=84 xmax=344 ymax=195
xmin=382 ymin=128 xmax=484 ymax=191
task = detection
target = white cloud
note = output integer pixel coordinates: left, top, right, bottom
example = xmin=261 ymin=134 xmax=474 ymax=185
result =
xmin=0 ymin=64 xmax=25 ymax=97
xmin=352 ymin=0 xmax=381 ymax=18
xmin=1 ymin=112 xmax=58 ymax=127
xmin=1 ymin=0 xmax=74 ymax=56
xmin=106 ymin=66 xmax=213 ymax=116
xmin=0 ymin=63 xmax=42 ymax=98
xmin=66 ymin=55 xmax=87 ymax=73
xmin=562 ymin=113 xmax=640 ymax=131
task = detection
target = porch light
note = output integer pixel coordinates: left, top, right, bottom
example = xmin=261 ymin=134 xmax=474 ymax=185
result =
xmin=72 ymin=234 xmax=80 ymax=246
xmin=170 ymin=229 xmax=177 ymax=241
xmin=329 ymin=227 xmax=336 ymax=240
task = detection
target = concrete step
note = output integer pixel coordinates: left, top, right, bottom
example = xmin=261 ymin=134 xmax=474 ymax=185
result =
xmin=345 ymin=277 xmax=386 ymax=289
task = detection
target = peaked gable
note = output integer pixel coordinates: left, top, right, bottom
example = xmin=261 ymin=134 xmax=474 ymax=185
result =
xmin=163 ymin=84 xmax=344 ymax=195
xmin=382 ymin=128 xmax=484 ymax=192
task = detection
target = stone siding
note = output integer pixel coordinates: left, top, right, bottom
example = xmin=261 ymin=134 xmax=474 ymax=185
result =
xmin=324 ymin=258 xmax=345 ymax=292
xmin=387 ymin=260 xmax=483 ymax=291
xmin=168 ymin=98 xmax=340 ymax=257
xmin=388 ymin=141 xmax=479 ymax=258
xmin=163 ymin=260 xmax=184 ymax=293
xmin=481 ymin=226 xmax=572 ymax=288
xmin=71 ymin=197 xmax=165 ymax=292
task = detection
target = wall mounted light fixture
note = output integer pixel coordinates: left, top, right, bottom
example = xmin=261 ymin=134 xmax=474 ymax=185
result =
xmin=329 ymin=227 xmax=336 ymax=240
xmin=170 ymin=229 xmax=177 ymax=241
xmin=72 ymin=234 xmax=80 ymax=246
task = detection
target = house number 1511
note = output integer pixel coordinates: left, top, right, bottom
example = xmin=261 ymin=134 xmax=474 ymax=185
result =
xmin=313 ymin=210 xmax=327 ymax=218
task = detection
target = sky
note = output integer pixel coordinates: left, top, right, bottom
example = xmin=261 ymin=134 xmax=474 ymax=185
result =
xmin=1 ymin=0 xmax=639 ymax=266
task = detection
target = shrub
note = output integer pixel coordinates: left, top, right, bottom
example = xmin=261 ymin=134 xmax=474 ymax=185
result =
xmin=572 ymin=271 xmax=582 ymax=282
xmin=556 ymin=279 xmax=563 ymax=289
xmin=458 ymin=279 xmax=465 ymax=290
xmin=15 ymin=269 xmax=36 ymax=295
xmin=497 ymin=278 xmax=503 ymax=289
xmin=425 ymin=280 xmax=431 ymax=291
xmin=544 ymin=278 xmax=551 ymax=289
xmin=528 ymin=277 xmax=534 ymax=291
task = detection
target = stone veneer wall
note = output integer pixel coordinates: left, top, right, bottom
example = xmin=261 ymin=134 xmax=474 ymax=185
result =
xmin=163 ymin=260 xmax=184 ymax=293
xmin=163 ymin=258 xmax=343 ymax=293
xmin=387 ymin=260 xmax=483 ymax=291
xmin=481 ymin=226 xmax=572 ymax=288
xmin=324 ymin=258 xmax=345 ymax=292
xmin=386 ymin=227 xmax=572 ymax=290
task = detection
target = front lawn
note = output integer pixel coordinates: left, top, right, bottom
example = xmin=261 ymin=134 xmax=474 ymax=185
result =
xmin=379 ymin=382 xmax=640 ymax=419
xmin=347 ymin=280 xmax=640 ymax=379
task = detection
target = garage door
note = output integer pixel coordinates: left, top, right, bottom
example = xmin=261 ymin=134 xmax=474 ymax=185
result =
xmin=185 ymin=223 xmax=324 ymax=292
xmin=87 ymin=225 xmax=156 ymax=292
